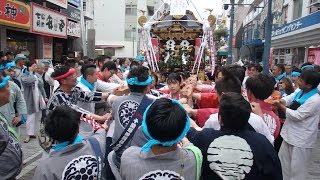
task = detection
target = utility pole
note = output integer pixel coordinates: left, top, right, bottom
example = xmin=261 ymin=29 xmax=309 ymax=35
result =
xmin=227 ymin=0 xmax=235 ymax=64
xmin=132 ymin=27 xmax=136 ymax=57
xmin=262 ymin=0 xmax=272 ymax=74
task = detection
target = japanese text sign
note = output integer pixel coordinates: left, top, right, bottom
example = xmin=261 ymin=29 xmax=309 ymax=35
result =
xmin=61 ymin=5 xmax=81 ymax=22
xmin=272 ymin=11 xmax=320 ymax=38
xmin=0 ymin=0 xmax=30 ymax=29
xmin=31 ymin=3 xmax=67 ymax=39
xmin=67 ymin=20 xmax=81 ymax=37
xmin=46 ymin=0 xmax=67 ymax=9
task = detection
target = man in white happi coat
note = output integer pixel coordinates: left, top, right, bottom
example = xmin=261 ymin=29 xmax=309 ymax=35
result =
xmin=275 ymin=69 xmax=320 ymax=180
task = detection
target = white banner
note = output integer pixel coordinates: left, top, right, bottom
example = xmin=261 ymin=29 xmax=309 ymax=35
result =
xmin=46 ymin=0 xmax=67 ymax=9
xmin=170 ymin=0 xmax=187 ymax=16
xmin=67 ymin=20 xmax=81 ymax=37
xmin=31 ymin=3 xmax=67 ymax=39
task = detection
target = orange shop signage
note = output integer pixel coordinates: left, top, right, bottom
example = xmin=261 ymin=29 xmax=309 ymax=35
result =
xmin=0 ymin=0 xmax=31 ymax=29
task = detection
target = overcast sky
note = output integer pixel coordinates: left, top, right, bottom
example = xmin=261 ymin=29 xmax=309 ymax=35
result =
xmin=190 ymin=0 xmax=225 ymax=18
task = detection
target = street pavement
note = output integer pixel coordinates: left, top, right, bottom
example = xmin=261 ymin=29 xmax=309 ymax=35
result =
xmin=16 ymin=126 xmax=320 ymax=180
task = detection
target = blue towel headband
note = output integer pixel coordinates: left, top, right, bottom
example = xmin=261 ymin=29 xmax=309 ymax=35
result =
xmin=291 ymin=72 xmax=301 ymax=77
xmin=141 ymin=99 xmax=191 ymax=152
xmin=0 ymin=76 xmax=10 ymax=89
xmin=301 ymin=65 xmax=314 ymax=70
xmin=127 ymin=76 xmax=153 ymax=86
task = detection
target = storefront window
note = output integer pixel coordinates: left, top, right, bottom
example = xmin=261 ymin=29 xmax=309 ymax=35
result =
xmin=6 ymin=30 xmax=37 ymax=61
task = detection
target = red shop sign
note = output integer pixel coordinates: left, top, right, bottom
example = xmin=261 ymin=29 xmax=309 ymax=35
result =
xmin=0 ymin=0 xmax=31 ymax=29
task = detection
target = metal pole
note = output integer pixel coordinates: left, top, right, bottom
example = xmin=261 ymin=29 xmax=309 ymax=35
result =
xmin=262 ymin=0 xmax=272 ymax=74
xmin=133 ymin=38 xmax=135 ymax=57
xmin=227 ymin=0 xmax=235 ymax=64
xmin=132 ymin=29 xmax=135 ymax=57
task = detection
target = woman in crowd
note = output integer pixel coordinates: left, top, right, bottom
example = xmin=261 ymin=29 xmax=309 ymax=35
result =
xmin=121 ymin=98 xmax=201 ymax=180
xmin=21 ymin=60 xmax=47 ymax=143
xmin=278 ymin=77 xmax=295 ymax=97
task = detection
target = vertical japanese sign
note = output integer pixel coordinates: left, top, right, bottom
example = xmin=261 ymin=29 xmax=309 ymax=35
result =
xmin=151 ymin=38 xmax=159 ymax=61
xmin=0 ymin=0 xmax=30 ymax=29
xmin=67 ymin=20 xmax=81 ymax=37
xmin=43 ymin=36 xmax=53 ymax=59
xmin=46 ymin=0 xmax=67 ymax=9
xmin=31 ymin=3 xmax=67 ymax=39
xmin=61 ymin=5 xmax=81 ymax=22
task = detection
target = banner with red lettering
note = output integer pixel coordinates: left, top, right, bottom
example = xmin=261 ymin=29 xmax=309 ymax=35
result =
xmin=151 ymin=38 xmax=159 ymax=61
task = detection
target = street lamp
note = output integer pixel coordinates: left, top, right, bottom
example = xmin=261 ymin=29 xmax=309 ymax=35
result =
xmin=132 ymin=27 xmax=136 ymax=57
xmin=225 ymin=0 xmax=235 ymax=65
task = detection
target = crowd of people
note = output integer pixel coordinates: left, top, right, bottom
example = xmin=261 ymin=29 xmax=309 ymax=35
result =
xmin=0 ymin=50 xmax=319 ymax=180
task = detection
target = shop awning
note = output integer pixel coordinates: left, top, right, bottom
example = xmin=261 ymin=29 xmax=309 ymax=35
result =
xmin=217 ymin=51 xmax=228 ymax=56
xmin=95 ymin=45 xmax=124 ymax=49
xmin=217 ymin=46 xmax=228 ymax=56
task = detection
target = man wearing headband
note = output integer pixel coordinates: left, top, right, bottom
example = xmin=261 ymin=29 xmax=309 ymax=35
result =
xmin=47 ymin=66 xmax=110 ymax=121
xmin=0 ymin=73 xmax=23 ymax=179
xmin=274 ymin=69 xmax=320 ymax=180
xmin=188 ymin=93 xmax=282 ymax=179
xmin=111 ymin=66 xmax=154 ymax=168
xmin=121 ymin=98 xmax=200 ymax=180
xmin=0 ymin=61 xmax=27 ymax=133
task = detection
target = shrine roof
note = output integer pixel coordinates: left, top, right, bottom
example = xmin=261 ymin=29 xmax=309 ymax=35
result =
xmin=153 ymin=12 xmax=203 ymax=30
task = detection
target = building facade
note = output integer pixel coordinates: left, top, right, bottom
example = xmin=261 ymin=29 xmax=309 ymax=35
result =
xmin=232 ymin=0 xmax=265 ymax=63
xmin=94 ymin=0 xmax=161 ymax=58
xmin=232 ymin=0 xmax=320 ymax=66
xmin=0 ymin=0 xmax=91 ymax=64
xmin=271 ymin=0 xmax=320 ymax=67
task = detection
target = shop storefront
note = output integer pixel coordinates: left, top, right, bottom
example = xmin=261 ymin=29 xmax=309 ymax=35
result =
xmin=61 ymin=3 xmax=82 ymax=59
xmin=271 ymin=11 xmax=320 ymax=66
xmin=6 ymin=29 xmax=37 ymax=60
xmin=0 ymin=0 xmax=32 ymax=55
xmin=30 ymin=3 xmax=67 ymax=62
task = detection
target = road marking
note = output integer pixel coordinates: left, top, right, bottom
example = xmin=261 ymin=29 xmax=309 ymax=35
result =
xmin=17 ymin=150 xmax=43 ymax=179
xmin=23 ymin=150 xmax=42 ymax=165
